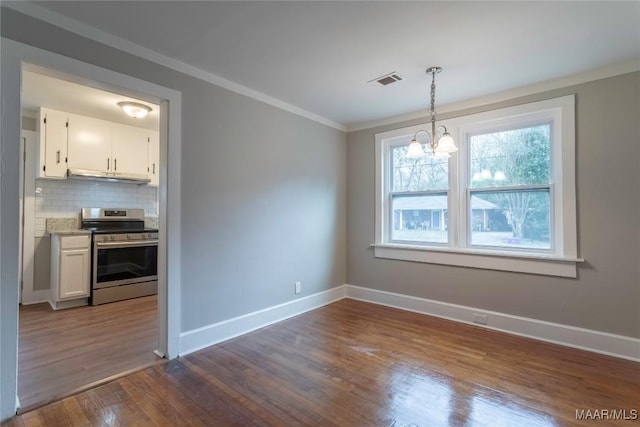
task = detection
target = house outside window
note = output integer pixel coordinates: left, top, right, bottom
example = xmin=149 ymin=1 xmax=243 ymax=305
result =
xmin=374 ymin=95 xmax=579 ymax=277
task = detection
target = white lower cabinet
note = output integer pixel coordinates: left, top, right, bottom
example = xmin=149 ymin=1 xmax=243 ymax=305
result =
xmin=50 ymin=234 xmax=91 ymax=310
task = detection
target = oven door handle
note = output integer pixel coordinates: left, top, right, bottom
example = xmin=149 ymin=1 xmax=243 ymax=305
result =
xmin=95 ymin=240 xmax=159 ymax=248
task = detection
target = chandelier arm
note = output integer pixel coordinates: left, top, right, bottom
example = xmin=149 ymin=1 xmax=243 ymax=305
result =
xmin=412 ymin=129 xmax=431 ymax=141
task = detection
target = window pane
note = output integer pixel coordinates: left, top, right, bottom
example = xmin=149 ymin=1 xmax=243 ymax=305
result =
xmin=470 ymin=190 xmax=550 ymax=249
xmin=391 ymin=195 xmax=448 ymax=243
xmin=391 ymin=145 xmax=448 ymax=192
xmin=470 ymin=124 xmax=550 ymax=188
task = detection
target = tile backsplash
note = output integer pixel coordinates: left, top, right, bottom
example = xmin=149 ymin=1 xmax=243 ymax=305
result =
xmin=35 ymin=179 xmax=158 ymax=236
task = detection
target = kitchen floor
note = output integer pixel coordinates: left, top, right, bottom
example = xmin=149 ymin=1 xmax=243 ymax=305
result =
xmin=18 ymin=295 xmax=161 ymax=412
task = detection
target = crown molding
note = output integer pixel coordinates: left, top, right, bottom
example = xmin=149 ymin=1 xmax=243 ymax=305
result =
xmin=6 ymin=2 xmax=637 ymax=136
xmin=3 ymin=2 xmax=347 ymax=132
xmin=347 ymin=59 xmax=640 ymax=133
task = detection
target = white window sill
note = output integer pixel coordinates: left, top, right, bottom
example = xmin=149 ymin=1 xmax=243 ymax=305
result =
xmin=371 ymin=243 xmax=583 ymax=278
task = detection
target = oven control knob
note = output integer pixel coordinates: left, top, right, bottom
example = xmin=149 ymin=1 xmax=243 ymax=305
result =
xmin=110 ymin=235 xmax=117 ymax=241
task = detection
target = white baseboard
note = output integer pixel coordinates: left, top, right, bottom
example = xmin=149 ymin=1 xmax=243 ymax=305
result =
xmin=178 ymin=283 xmax=639 ymax=362
xmin=20 ymin=289 xmax=49 ymax=305
xmin=345 ymin=284 xmax=640 ymax=362
xmin=48 ymin=298 xmax=88 ymax=311
xmin=179 ymin=285 xmax=347 ymax=356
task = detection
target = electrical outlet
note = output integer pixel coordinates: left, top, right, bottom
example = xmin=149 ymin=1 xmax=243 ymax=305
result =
xmin=295 ymin=281 xmax=302 ymax=294
xmin=473 ymin=313 xmax=488 ymax=325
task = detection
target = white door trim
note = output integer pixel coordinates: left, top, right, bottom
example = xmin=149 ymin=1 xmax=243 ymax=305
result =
xmin=1 ymin=37 xmax=182 ymax=420
xmin=19 ymin=130 xmax=45 ymax=305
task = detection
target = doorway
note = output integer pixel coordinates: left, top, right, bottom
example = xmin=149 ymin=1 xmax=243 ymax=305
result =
xmin=1 ymin=37 xmax=181 ymax=419
xmin=18 ymin=68 xmax=165 ymax=410
xmin=17 ymin=68 xmax=162 ymax=410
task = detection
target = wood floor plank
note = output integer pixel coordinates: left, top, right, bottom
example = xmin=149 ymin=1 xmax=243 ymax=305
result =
xmin=6 ymin=298 xmax=639 ymax=426
xmin=120 ymin=369 xmax=205 ymax=427
xmin=17 ymin=296 xmax=160 ymax=410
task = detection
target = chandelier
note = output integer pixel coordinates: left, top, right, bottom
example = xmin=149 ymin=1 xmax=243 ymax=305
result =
xmin=406 ymin=67 xmax=457 ymax=158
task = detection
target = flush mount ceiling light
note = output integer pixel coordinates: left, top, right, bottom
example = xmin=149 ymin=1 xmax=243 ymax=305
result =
xmin=406 ymin=67 xmax=458 ymax=158
xmin=117 ymin=101 xmax=152 ymax=119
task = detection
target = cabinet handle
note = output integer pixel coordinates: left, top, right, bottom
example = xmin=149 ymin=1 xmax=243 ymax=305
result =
xmin=107 ymin=158 xmax=110 ymax=170
xmin=153 ymin=163 xmax=155 ymax=174
xmin=56 ymin=150 xmax=60 ymax=164
xmin=114 ymin=159 xmax=117 ymax=171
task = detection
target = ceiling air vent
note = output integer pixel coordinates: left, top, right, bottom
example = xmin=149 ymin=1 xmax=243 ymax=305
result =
xmin=368 ymin=72 xmax=403 ymax=86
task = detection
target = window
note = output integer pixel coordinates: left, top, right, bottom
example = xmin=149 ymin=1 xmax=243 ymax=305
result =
xmin=390 ymin=144 xmax=449 ymax=244
xmin=468 ymin=123 xmax=552 ymax=250
xmin=374 ymin=95 xmax=579 ymax=277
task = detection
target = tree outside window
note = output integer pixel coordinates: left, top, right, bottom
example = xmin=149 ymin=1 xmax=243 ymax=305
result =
xmin=469 ymin=124 xmax=551 ymax=249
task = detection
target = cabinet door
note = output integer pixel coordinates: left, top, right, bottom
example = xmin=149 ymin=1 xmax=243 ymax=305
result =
xmin=59 ymin=248 xmax=90 ymax=300
xmin=67 ymin=113 xmax=112 ymax=173
xmin=40 ymin=108 xmax=68 ymax=178
xmin=111 ymin=124 xmax=150 ymax=176
xmin=148 ymin=131 xmax=160 ymax=187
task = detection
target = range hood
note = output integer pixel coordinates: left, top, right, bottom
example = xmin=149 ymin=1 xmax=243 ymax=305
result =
xmin=67 ymin=168 xmax=151 ymax=185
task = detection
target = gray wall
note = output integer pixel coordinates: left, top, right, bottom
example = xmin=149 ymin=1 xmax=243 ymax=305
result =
xmin=347 ymin=72 xmax=640 ymax=338
xmin=1 ymin=8 xmax=346 ymax=332
xmin=33 ymin=237 xmax=50 ymax=291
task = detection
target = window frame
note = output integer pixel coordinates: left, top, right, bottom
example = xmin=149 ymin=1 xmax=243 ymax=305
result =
xmin=374 ymin=95 xmax=580 ymax=277
xmin=463 ymin=118 xmax=555 ymax=253
xmin=388 ymin=140 xmax=451 ymax=246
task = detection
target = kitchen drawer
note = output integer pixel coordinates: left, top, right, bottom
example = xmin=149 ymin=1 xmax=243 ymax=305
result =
xmin=60 ymin=235 xmax=90 ymax=250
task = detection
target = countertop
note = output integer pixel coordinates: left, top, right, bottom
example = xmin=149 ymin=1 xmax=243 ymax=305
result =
xmin=47 ymin=229 xmax=91 ymax=236
xmin=46 ymin=218 xmax=90 ymax=236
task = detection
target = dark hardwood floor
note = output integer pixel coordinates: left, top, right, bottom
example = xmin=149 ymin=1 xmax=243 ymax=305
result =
xmin=6 ymin=298 xmax=639 ymax=426
xmin=17 ymin=295 xmax=160 ymax=412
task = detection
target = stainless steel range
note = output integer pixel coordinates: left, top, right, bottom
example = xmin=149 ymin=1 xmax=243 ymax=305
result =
xmin=81 ymin=208 xmax=158 ymax=305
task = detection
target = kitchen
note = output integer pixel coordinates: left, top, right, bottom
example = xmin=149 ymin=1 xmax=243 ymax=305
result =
xmin=18 ymin=70 xmax=162 ymax=409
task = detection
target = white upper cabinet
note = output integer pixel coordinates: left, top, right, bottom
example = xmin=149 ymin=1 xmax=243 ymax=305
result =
xmin=38 ymin=108 xmax=68 ymax=179
xmin=67 ymin=113 xmax=112 ymax=173
xmin=148 ymin=131 xmax=160 ymax=187
xmin=37 ymin=107 xmax=158 ymax=183
xmin=111 ymin=124 xmax=150 ymax=177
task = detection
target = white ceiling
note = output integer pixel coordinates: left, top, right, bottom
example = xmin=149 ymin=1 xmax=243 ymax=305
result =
xmin=22 ymin=71 xmax=159 ymax=130
xmin=12 ymin=1 xmax=640 ymax=130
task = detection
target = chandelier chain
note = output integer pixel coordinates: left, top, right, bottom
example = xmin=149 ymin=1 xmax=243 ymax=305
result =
xmin=430 ymin=71 xmax=437 ymax=139
xmin=430 ymin=72 xmax=436 ymax=122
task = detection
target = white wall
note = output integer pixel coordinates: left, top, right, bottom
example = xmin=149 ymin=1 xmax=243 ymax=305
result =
xmin=33 ymin=179 xmax=158 ymax=236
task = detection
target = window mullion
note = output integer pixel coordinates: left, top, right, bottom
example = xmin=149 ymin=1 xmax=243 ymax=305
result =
xmin=451 ymin=131 xmax=465 ymax=249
